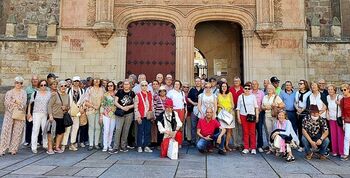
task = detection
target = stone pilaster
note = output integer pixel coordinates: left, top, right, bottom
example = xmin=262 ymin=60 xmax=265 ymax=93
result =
xmin=242 ymin=30 xmax=254 ymax=82
xmin=256 ymin=0 xmax=275 ymax=47
xmin=47 ymin=15 xmax=58 ymax=38
xmin=176 ymin=29 xmax=195 ymax=84
xmin=115 ymin=29 xmax=128 ymax=80
xmin=93 ymin=0 xmax=115 ymax=47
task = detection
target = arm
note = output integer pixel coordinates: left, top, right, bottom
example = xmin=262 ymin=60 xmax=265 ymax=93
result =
xmin=174 ymin=112 xmax=183 ymax=130
xmin=157 ymin=120 xmax=166 ymax=134
xmin=48 ymin=94 xmax=55 ymax=120
xmin=213 ymin=96 xmax=218 ymax=114
xmin=134 ymin=95 xmax=141 ymax=120
xmin=197 ymin=94 xmax=203 ymax=115
xmin=319 ymin=103 xmax=327 ymax=116
xmin=277 ymin=96 xmax=285 ymax=108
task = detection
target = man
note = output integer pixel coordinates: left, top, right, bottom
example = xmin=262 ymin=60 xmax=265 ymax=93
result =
xmin=24 ymin=75 xmax=39 ymax=146
xmin=270 ymin=76 xmax=281 ymax=95
xmin=263 ymin=79 xmax=270 ymax=95
xmin=229 ymin=76 xmax=244 ymax=148
xmin=209 ymin=77 xmax=219 ymax=95
xmin=164 ymin=74 xmax=173 ymax=92
xmin=132 ymin=74 xmax=153 ymax=94
xmin=201 ymin=74 xmax=207 ymax=81
xmin=156 ymin=73 xmax=164 ymax=86
xmin=318 ymin=79 xmax=329 ymax=106
xmin=47 ymin=73 xmax=58 ymax=85
xmin=187 ymin=77 xmax=204 ymax=145
xmin=197 ymin=108 xmax=226 ymax=155
xmin=128 ymin=74 xmax=137 ymax=87
xmin=279 ymin=81 xmax=297 ymax=134
xmin=151 ymin=80 xmax=160 ymax=96
xmin=302 ymin=105 xmax=330 ymax=160
xmin=157 ymin=99 xmax=183 ymax=157
xmin=251 ymin=80 xmax=265 ymax=152
xmin=85 ymin=77 xmax=93 ymax=91
xmin=65 ymin=78 xmax=72 ymax=88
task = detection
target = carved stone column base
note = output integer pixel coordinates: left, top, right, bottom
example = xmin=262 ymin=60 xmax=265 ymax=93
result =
xmin=93 ymin=22 xmax=115 ymax=47
xmin=256 ymin=29 xmax=275 ymax=48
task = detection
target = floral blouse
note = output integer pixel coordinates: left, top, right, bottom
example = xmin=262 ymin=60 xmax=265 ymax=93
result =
xmin=100 ymin=92 xmax=116 ymax=119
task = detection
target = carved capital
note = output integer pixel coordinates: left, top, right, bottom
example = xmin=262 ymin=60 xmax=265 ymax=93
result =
xmin=93 ymin=22 xmax=115 ymax=47
xmin=242 ymin=30 xmax=254 ymax=38
xmin=115 ymin=29 xmax=128 ymax=37
xmin=255 ymin=29 xmax=275 ymax=48
xmin=176 ymin=29 xmax=196 ymax=37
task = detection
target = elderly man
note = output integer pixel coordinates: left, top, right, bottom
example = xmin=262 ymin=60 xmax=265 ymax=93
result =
xmin=302 ymin=105 xmax=330 ymax=160
xmin=251 ymin=80 xmax=265 ymax=152
xmin=229 ymin=76 xmax=244 ymax=148
xmin=318 ymin=79 xmax=328 ymax=106
xmin=132 ymin=74 xmax=153 ymax=94
xmin=197 ymin=108 xmax=226 ymax=155
xmin=164 ymin=74 xmax=173 ymax=92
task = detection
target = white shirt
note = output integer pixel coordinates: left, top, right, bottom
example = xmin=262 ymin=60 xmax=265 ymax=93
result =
xmin=167 ymin=89 xmax=186 ymax=109
xmin=309 ymin=92 xmax=326 ymax=118
xmin=236 ymin=94 xmax=258 ymax=115
xmin=327 ymin=94 xmax=342 ymax=120
xmin=157 ymin=111 xmax=183 ymax=138
xmin=262 ymin=94 xmax=283 ymax=117
xmin=295 ymin=90 xmax=311 ymax=110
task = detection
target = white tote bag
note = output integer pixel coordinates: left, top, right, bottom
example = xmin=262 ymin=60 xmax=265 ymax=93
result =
xmin=167 ymin=139 xmax=178 ymax=160
xmin=218 ymin=109 xmax=234 ymax=126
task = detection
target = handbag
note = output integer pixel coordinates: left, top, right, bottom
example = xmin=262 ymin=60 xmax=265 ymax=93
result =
xmin=218 ymin=109 xmax=234 ymax=126
xmin=12 ymin=109 xmax=26 ymax=121
xmin=57 ymin=92 xmax=73 ymax=127
xmin=242 ymin=95 xmax=256 ymax=122
xmin=70 ymin=102 xmax=80 ymax=117
xmin=167 ymin=139 xmax=178 ymax=160
xmin=336 ymin=95 xmax=343 ymax=127
xmin=114 ymin=108 xmax=125 ymax=117
xmin=271 ymin=95 xmax=283 ymax=117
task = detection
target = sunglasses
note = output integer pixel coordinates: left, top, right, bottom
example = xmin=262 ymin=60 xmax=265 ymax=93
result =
xmin=183 ymin=86 xmax=189 ymax=88
xmin=60 ymin=85 xmax=67 ymax=88
xmin=342 ymin=89 xmax=347 ymax=92
xmin=73 ymin=80 xmax=80 ymax=82
xmin=141 ymin=85 xmax=148 ymax=87
xmin=15 ymin=82 xmax=23 ymax=85
xmin=298 ymin=83 xmax=304 ymax=85
xmin=244 ymin=88 xmax=251 ymax=90
xmin=40 ymin=84 xmax=47 ymax=87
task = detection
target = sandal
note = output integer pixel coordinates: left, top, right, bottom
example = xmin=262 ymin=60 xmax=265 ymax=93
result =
xmin=225 ymin=146 xmax=232 ymax=152
xmin=10 ymin=152 xmax=16 ymax=155
xmin=286 ymin=155 xmax=295 ymax=162
xmin=341 ymin=155 xmax=349 ymax=161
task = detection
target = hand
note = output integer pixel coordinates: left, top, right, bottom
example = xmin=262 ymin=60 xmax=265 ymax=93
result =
xmin=165 ymin=130 xmax=171 ymax=135
xmin=204 ymin=135 xmax=212 ymax=141
xmin=316 ymin=139 xmax=322 ymax=146
xmin=121 ymin=106 xmax=128 ymax=111
xmin=27 ymin=114 xmax=33 ymax=122
xmin=311 ymin=141 xmax=317 ymax=149
xmin=272 ymin=132 xmax=279 ymax=139
xmin=256 ymin=118 xmax=259 ymax=123
xmin=336 ymin=100 xmax=340 ymax=105
xmin=296 ymin=108 xmax=302 ymax=114
xmin=172 ymin=132 xmax=177 ymax=138
xmin=217 ymin=136 xmax=222 ymax=144
xmin=238 ymin=118 xmax=242 ymax=125
xmin=98 ymin=118 xmax=103 ymax=125
xmin=49 ymin=117 xmax=54 ymax=123
xmin=61 ymin=106 xmax=67 ymax=111
xmin=49 ymin=115 xmax=54 ymax=121
xmin=136 ymin=117 xmax=142 ymax=124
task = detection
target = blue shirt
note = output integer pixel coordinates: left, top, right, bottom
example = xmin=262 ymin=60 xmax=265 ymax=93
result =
xmin=279 ymin=90 xmax=296 ymax=111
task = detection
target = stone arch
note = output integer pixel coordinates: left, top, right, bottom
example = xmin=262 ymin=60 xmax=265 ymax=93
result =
xmin=114 ymin=6 xmax=185 ymax=30
xmin=186 ymin=6 xmax=256 ymax=31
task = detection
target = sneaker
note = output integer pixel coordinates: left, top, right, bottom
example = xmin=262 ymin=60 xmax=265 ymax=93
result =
xmin=286 ymin=155 xmax=295 ymax=162
xmin=23 ymin=142 xmax=29 ymax=146
xmin=102 ymin=148 xmax=107 ymax=152
xmin=88 ymin=146 xmax=94 ymax=151
xmin=127 ymin=145 xmax=135 ymax=149
xmin=218 ymin=149 xmax=226 ymax=155
xmin=121 ymin=148 xmax=129 ymax=152
xmin=94 ymin=146 xmax=100 ymax=150
xmin=242 ymin=149 xmax=249 ymax=154
xmin=144 ymin=147 xmax=153 ymax=153
xmin=251 ymin=149 xmax=257 ymax=155
xmin=297 ymin=147 xmax=304 ymax=152
xmin=69 ymin=145 xmax=78 ymax=151
xmin=332 ymin=153 xmax=338 ymax=157
xmin=305 ymin=152 xmax=313 ymax=160
xmin=137 ymin=147 xmax=143 ymax=153
xmin=54 ymin=149 xmax=64 ymax=154
xmin=46 ymin=150 xmax=55 ymax=155
xmin=32 ymin=149 xmax=38 ymax=154
xmin=61 ymin=146 xmax=66 ymax=152
xmin=108 ymin=149 xmax=118 ymax=154
xmin=319 ymin=154 xmax=327 ymax=160
xmin=108 ymin=148 xmax=114 ymax=152
xmin=80 ymin=143 xmax=86 ymax=148
xmin=258 ymin=148 xmax=264 ymax=153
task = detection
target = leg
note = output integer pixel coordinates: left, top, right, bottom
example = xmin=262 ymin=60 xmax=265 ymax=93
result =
xmin=240 ymin=115 xmax=249 ymax=149
xmin=102 ymin=116 xmax=110 ymax=149
xmin=108 ymin=119 xmax=116 ymax=149
xmin=62 ymin=125 xmax=72 ymax=146
xmin=213 ymin=130 xmax=226 ymax=150
xmin=0 ymin=114 xmax=13 ymax=154
xmin=287 ymin=111 xmax=298 ymax=134
xmin=25 ymin=119 xmax=33 ymax=144
xmin=94 ymin=113 xmax=101 ymax=147
xmin=121 ymin=113 xmax=133 ymax=149
xmin=55 ymin=134 xmax=64 ymax=149
xmin=249 ymin=121 xmax=256 ymax=149
xmin=319 ymin=138 xmax=330 ymax=155
xmin=297 ymin=114 xmax=306 ymax=147
xmin=144 ymin=119 xmax=152 ymax=147
xmin=256 ymin=111 xmax=264 ymax=149
xmin=39 ymin=113 xmax=48 ymax=148
xmin=113 ymin=116 xmax=124 ymax=150
xmin=185 ymin=113 xmax=192 ymax=141
xmin=264 ymin=116 xmax=274 ymax=145
xmin=344 ymin=123 xmax=350 ymax=156
xmin=191 ymin=113 xmax=199 ymax=144
xmin=70 ymin=116 xmax=80 ymax=144
xmin=31 ymin=113 xmax=41 ymax=151
xmin=301 ymin=136 xmax=311 ymax=154
xmin=87 ymin=113 xmax=95 ymax=146
xmin=47 ymin=134 xmax=53 ymax=151
xmin=137 ymin=118 xmax=145 ymax=148
xmin=197 ymin=138 xmax=209 ymax=153
xmin=225 ymin=129 xmax=232 ymax=149
xmin=329 ymin=120 xmax=338 ymax=155
xmin=9 ymin=120 xmax=25 ymax=153
xmin=336 ymin=123 xmax=345 ymax=156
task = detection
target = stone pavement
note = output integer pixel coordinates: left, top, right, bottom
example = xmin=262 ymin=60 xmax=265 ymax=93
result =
xmin=1 ymin=115 xmax=350 ymax=178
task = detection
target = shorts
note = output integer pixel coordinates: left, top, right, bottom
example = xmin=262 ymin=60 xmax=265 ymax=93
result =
xmin=54 ymin=118 xmax=65 ymax=135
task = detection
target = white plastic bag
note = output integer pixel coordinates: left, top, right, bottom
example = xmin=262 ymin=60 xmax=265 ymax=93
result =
xmin=218 ymin=109 xmax=234 ymax=126
xmin=167 ymin=139 xmax=178 ymax=160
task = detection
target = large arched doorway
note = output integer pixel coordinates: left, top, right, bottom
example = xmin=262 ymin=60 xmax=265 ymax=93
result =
xmin=194 ymin=21 xmax=243 ymax=83
xmin=126 ymin=20 xmax=176 ymax=80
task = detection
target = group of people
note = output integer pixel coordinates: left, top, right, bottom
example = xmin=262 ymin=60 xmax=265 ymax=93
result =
xmin=0 ymin=73 xmax=350 ymax=163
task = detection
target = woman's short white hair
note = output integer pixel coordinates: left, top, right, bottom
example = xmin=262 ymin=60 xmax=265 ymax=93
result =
xmin=140 ymin=80 xmax=148 ymax=86
xmin=58 ymin=80 xmax=68 ymax=86
xmin=14 ymin=76 xmax=24 ymax=83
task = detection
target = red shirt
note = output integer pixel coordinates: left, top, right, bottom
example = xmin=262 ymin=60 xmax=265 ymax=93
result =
xmin=341 ymin=97 xmax=350 ymax=123
xmin=197 ymin=118 xmax=221 ymax=137
xmin=229 ymin=86 xmax=244 ymax=108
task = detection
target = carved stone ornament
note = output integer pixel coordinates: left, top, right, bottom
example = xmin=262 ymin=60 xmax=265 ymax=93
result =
xmin=93 ymin=22 xmax=115 ymax=47
xmin=256 ymin=29 xmax=275 ymax=48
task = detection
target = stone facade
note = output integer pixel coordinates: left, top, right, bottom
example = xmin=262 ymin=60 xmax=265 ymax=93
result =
xmin=0 ymin=0 xmax=349 ymax=112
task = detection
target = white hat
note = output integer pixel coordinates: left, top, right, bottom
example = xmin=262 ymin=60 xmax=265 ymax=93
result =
xmin=72 ymin=76 xmax=81 ymax=81
xmin=159 ymin=86 xmax=166 ymax=91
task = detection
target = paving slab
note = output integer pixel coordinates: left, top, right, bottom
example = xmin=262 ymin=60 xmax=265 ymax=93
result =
xmin=178 ymin=161 xmax=205 ymax=170
xmin=278 ymin=173 xmax=311 ymax=178
xmin=0 ymin=170 xmax=10 ymax=177
xmin=144 ymin=160 xmax=178 ymax=166
xmin=2 ymin=153 xmax=48 ymax=171
xmin=33 ymin=150 xmax=92 ymax=166
xmin=115 ymin=159 xmax=145 ymax=165
xmin=75 ymin=167 xmax=108 ymax=177
xmin=175 ymin=169 xmax=206 ymax=178
xmin=45 ymin=166 xmax=84 ymax=176
xmin=99 ymin=164 xmax=177 ymax=178
xmin=11 ymin=165 xmax=56 ymax=175
xmin=306 ymin=158 xmax=350 ymax=175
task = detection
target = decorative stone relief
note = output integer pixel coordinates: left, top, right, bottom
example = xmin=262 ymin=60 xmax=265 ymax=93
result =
xmin=87 ymin=0 xmax=96 ymax=26
xmin=256 ymin=29 xmax=275 ymax=47
xmin=274 ymin=0 xmax=283 ymax=28
xmin=93 ymin=0 xmax=115 ymax=47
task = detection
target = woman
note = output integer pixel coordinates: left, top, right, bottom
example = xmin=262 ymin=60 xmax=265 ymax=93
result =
xmin=134 ymin=81 xmax=153 ymax=153
xmin=197 ymin=82 xmax=217 ymax=119
xmin=270 ymin=111 xmax=299 ymax=162
xmin=340 ymin=84 xmax=350 ymax=160
xmin=167 ymin=80 xmax=187 ymax=123
xmin=262 ymin=84 xmax=285 ymax=150
xmin=236 ymin=83 xmax=259 ymax=154
xmin=48 ymin=81 xmax=70 ymax=153
xmin=307 ymin=82 xmax=327 ymax=117
xmin=294 ymin=79 xmax=311 ymax=151
xmin=85 ymin=78 xmax=104 ymax=150
xmin=326 ymin=84 xmax=344 ymax=157
xmin=150 ymin=80 xmax=160 ymax=145
xmin=50 ymin=80 xmax=58 ymax=92
xmin=100 ymin=81 xmax=117 ymax=152
xmin=182 ymin=82 xmax=192 ymax=142
xmin=0 ymin=76 xmax=27 ymax=156
xmin=217 ymin=82 xmax=235 ymax=152
xmin=153 ymin=86 xmax=168 ymax=146
xmin=28 ymin=79 xmax=51 ymax=154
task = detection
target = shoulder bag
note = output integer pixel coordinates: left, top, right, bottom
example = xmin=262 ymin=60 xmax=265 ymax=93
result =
xmin=58 ymin=92 xmax=73 ymax=127
xmin=243 ymin=95 xmax=256 ymax=122
xmin=336 ymin=95 xmax=343 ymax=127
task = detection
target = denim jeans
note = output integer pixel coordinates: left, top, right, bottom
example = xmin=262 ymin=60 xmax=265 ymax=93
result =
xmin=286 ymin=111 xmax=298 ymax=134
xmin=191 ymin=112 xmax=199 ymax=144
xmin=301 ymin=136 xmax=330 ymax=155
xmin=256 ymin=111 xmax=265 ymax=148
xmin=197 ymin=129 xmax=226 ymax=152
xmin=137 ymin=118 xmax=151 ymax=148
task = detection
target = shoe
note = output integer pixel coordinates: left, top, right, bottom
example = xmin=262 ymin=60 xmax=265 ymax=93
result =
xmin=144 ymin=147 xmax=153 ymax=153
xmin=23 ymin=142 xmax=29 ymax=146
xmin=242 ymin=149 xmax=249 ymax=154
xmin=258 ymin=148 xmax=264 ymax=153
xmin=286 ymin=155 xmax=295 ymax=162
xmin=341 ymin=155 xmax=349 ymax=161
xmin=127 ymin=145 xmax=135 ymax=149
xmin=306 ymin=152 xmax=313 ymax=160
xmin=10 ymin=152 xmax=16 ymax=155
xmin=69 ymin=145 xmax=78 ymax=151
xmin=251 ymin=149 xmax=257 ymax=155
xmin=102 ymin=148 xmax=107 ymax=152
xmin=61 ymin=146 xmax=66 ymax=152
xmin=121 ymin=148 xmax=129 ymax=152
xmin=94 ymin=146 xmax=100 ymax=150
xmin=88 ymin=146 xmax=93 ymax=151
xmin=46 ymin=150 xmax=55 ymax=155
xmin=218 ymin=149 xmax=226 ymax=155
xmin=319 ymin=154 xmax=327 ymax=160
xmin=80 ymin=143 xmax=86 ymax=148
xmin=332 ymin=153 xmax=338 ymax=157
xmin=297 ymin=147 xmax=304 ymax=152
xmin=108 ymin=149 xmax=118 ymax=154
xmin=54 ymin=149 xmax=64 ymax=154
xmin=137 ymin=147 xmax=143 ymax=153
xmin=108 ymin=148 xmax=114 ymax=152
xmin=32 ymin=149 xmax=38 ymax=154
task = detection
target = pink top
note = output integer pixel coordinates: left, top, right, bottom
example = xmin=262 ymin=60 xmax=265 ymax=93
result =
xmin=251 ymin=89 xmax=264 ymax=109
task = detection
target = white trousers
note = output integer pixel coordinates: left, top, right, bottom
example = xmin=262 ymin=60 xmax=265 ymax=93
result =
xmin=31 ymin=113 xmax=48 ymax=150
xmin=103 ymin=115 xmax=116 ymax=149
xmin=344 ymin=123 xmax=350 ymax=156
xmin=62 ymin=116 xmax=80 ymax=145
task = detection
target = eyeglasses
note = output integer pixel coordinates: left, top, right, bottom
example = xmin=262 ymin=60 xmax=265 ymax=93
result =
xmin=342 ymin=89 xmax=347 ymax=92
xmin=244 ymin=88 xmax=251 ymax=90
xmin=15 ymin=82 xmax=23 ymax=85
xmin=60 ymin=85 xmax=67 ymax=88
xmin=298 ymin=83 xmax=304 ymax=85
xmin=40 ymin=84 xmax=47 ymax=87
xmin=141 ymin=85 xmax=148 ymax=87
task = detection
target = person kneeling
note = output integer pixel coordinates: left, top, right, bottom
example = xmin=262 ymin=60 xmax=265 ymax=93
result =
xmin=157 ymin=99 xmax=183 ymax=158
xmin=197 ymin=108 xmax=226 ymax=155
xmin=302 ymin=105 xmax=330 ymax=160
xmin=270 ymin=110 xmax=299 ymax=162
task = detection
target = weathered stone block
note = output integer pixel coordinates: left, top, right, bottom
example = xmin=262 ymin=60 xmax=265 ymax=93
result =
xmin=27 ymin=23 xmax=38 ymax=39
xmin=5 ymin=23 xmax=15 ymax=38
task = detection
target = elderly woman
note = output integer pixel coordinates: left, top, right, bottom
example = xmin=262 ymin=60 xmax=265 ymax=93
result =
xmin=262 ymin=84 xmax=285 ymax=150
xmin=198 ymin=82 xmax=217 ymax=119
xmin=270 ymin=111 xmax=299 ymax=162
xmin=84 ymin=78 xmax=104 ymax=150
xmin=48 ymin=81 xmax=70 ymax=153
xmin=50 ymin=80 xmax=58 ymax=92
xmin=341 ymin=84 xmax=350 ymax=160
xmin=134 ymin=81 xmax=154 ymax=153
xmin=153 ymin=85 xmax=168 ymax=146
xmin=307 ymin=81 xmax=327 ymax=119
xmin=167 ymin=80 xmax=187 ymax=123
xmin=0 ymin=76 xmax=27 ymax=156
xmin=28 ymin=79 xmax=51 ymax=154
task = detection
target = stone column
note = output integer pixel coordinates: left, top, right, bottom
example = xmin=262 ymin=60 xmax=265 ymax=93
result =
xmin=93 ymin=0 xmax=115 ymax=46
xmin=115 ymin=28 xmax=128 ymax=81
xmin=176 ymin=29 xmax=195 ymax=84
xmin=242 ymin=30 xmax=254 ymax=82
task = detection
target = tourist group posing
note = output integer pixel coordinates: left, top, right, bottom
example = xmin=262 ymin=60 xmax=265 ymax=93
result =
xmin=1 ymin=73 xmax=350 ymax=163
